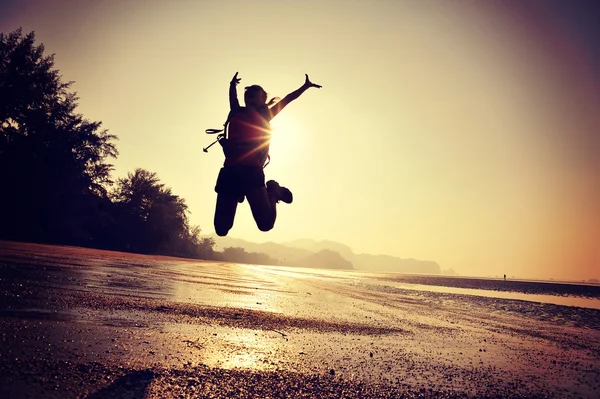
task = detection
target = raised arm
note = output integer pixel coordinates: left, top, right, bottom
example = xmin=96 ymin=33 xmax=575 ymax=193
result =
xmin=268 ymin=74 xmax=321 ymax=120
xmin=229 ymin=72 xmax=241 ymax=110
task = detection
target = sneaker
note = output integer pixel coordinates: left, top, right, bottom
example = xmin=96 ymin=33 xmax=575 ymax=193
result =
xmin=266 ymin=180 xmax=293 ymax=204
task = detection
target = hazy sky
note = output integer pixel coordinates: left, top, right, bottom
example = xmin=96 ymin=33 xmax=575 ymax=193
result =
xmin=2 ymin=0 xmax=599 ymax=281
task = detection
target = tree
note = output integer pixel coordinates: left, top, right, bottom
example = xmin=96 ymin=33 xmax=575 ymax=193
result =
xmin=0 ymin=29 xmax=214 ymax=259
xmin=111 ymin=168 xmax=208 ymax=257
xmin=0 ymin=29 xmax=117 ymax=244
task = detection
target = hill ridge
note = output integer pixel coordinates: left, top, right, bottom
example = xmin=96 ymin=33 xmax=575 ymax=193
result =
xmin=207 ymin=235 xmax=442 ymax=274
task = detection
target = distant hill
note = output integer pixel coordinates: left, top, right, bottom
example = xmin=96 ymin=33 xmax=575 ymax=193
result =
xmin=207 ymin=235 xmax=442 ymax=274
xmin=283 ymin=238 xmax=355 ymax=261
xmin=353 ymin=253 xmax=440 ymax=274
xmin=282 ymin=238 xmax=441 ymax=274
xmin=210 ymin=236 xmax=312 ymax=263
xmin=291 ymin=249 xmax=354 ymax=270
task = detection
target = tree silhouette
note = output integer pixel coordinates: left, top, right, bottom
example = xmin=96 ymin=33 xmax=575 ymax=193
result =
xmin=0 ymin=29 xmax=117 ymax=244
xmin=0 ymin=29 xmax=216 ymax=259
xmin=112 ymin=168 xmax=204 ymax=256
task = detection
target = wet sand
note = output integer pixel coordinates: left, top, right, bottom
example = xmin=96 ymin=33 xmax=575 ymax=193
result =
xmin=1 ymin=241 xmax=599 ymax=398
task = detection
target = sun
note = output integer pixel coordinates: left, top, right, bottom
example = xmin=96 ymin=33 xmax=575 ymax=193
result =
xmin=269 ymin=113 xmax=302 ymax=160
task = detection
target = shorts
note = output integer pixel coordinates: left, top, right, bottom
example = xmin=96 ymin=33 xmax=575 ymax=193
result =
xmin=214 ymin=165 xmax=265 ymax=197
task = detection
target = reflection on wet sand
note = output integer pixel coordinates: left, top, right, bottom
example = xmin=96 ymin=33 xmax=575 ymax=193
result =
xmin=172 ymin=324 xmax=282 ymax=371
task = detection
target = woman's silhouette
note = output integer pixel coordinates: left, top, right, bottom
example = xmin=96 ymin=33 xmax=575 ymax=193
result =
xmin=214 ymin=72 xmax=321 ymax=236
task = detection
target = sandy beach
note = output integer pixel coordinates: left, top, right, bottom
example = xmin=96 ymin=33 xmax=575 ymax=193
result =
xmin=1 ymin=241 xmax=599 ymax=398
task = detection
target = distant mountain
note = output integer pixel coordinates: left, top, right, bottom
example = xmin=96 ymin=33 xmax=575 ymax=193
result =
xmin=206 ymin=235 xmax=441 ymax=274
xmin=353 ymin=253 xmax=441 ymax=274
xmin=283 ymin=238 xmax=355 ymax=261
xmin=291 ymin=249 xmax=354 ymax=270
xmin=209 ymin=235 xmax=311 ymax=263
xmin=283 ymin=238 xmax=441 ymax=274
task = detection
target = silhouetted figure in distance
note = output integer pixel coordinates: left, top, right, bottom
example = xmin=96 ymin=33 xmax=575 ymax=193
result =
xmin=214 ymin=72 xmax=321 ymax=236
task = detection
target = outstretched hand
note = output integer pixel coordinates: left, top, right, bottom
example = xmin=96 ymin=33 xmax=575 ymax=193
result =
xmin=230 ymin=72 xmax=241 ymax=85
xmin=304 ymin=74 xmax=322 ymax=89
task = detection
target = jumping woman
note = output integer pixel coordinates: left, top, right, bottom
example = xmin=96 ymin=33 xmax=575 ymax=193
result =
xmin=213 ymin=72 xmax=321 ymax=236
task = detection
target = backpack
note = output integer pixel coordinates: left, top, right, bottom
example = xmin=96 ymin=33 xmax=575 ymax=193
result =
xmin=205 ymin=108 xmax=271 ymax=168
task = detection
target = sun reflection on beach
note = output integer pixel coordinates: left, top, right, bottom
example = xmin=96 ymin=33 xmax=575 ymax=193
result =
xmin=200 ymin=327 xmax=281 ymax=371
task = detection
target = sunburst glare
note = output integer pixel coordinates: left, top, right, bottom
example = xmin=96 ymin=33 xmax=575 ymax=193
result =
xmin=269 ymin=112 xmax=303 ymax=163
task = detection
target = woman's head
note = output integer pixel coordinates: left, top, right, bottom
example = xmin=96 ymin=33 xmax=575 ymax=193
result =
xmin=244 ymin=85 xmax=268 ymax=109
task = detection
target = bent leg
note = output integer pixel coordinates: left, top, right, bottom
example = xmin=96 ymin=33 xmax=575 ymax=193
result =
xmin=214 ymin=194 xmax=239 ymax=236
xmin=246 ymin=186 xmax=277 ymax=232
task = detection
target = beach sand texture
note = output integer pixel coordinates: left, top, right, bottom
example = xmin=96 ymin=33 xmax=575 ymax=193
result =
xmin=1 ymin=241 xmax=599 ymax=398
